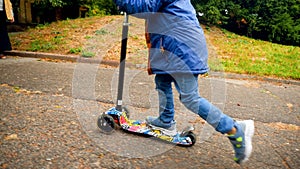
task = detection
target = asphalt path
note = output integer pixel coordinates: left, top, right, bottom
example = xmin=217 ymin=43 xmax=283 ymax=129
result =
xmin=0 ymin=57 xmax=299 ymax=169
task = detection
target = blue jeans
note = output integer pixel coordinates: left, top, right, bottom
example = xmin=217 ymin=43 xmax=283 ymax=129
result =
xmin=155 ymin=73 xmax=234 ymax=134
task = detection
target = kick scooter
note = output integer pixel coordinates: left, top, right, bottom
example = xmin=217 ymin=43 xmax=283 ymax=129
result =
xmin=97 ymin=13 xmax=196 ymax=146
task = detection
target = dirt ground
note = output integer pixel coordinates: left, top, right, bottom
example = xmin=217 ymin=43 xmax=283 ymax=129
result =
xmin=9 ymin=16 xmax=148 ymax=65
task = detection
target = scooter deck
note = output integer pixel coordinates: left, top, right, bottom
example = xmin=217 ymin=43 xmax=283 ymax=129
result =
xmin=119 ymin=113 xmax=194 ymax=146
xmin=98 ymin=107 xmax=196 ymax=146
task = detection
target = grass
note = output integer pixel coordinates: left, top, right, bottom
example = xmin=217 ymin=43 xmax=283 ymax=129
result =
xmin=205 ymin=27 xmax=300 ymax=80
xmin=9 ymin=15 xmax=300 ymax=80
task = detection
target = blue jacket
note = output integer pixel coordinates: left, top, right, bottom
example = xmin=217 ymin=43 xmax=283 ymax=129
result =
xmin=114 ymin=0 xmax=209 ymax=75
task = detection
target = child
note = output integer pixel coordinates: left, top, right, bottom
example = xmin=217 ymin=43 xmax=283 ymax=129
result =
xmin=113 ymin=0 xmax=254 ymax=164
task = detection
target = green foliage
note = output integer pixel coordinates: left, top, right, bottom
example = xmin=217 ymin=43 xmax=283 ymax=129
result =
xmin=29 ymin=40 xmax=55 ymax=52
xmin=81 ymin=51 xmax=95 ymax=58
xmin=192 ymin=0 xmax=228 ymax=25
xmin=95 ymin=28 xmax=109 ymax=35
xmin=51 ymin=35 xmax=65 ymax=45
xmin=34 ymin=0 xmax=69 ymax=8
xmin=78 ymin=0 xmax=118 ymax=16
xmin=192 ymin=0 xmax=300 ymax=46
xmin=253 ymin=0 xmax=300 ymax=45
xmin=69 ymin=48 xmax=82 ymax=54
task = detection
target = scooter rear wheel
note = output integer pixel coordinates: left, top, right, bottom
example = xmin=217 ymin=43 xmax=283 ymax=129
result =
xmin=185 ymin=132 xmax=196 ymax=146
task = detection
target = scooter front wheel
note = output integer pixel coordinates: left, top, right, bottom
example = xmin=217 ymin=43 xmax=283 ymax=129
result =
xmin=97 ymin=114 xmax=117 ymax=133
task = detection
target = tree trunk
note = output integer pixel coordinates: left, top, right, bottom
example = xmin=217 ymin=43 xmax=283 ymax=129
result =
xmin=55 ymin=7 xmax=63 ymax=21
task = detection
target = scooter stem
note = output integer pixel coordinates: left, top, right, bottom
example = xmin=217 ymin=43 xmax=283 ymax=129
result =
xmin=116 ymin=13 xmax=129 ymax=112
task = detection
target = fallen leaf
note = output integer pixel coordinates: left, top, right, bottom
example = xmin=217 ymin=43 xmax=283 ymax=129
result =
xmin=267 ymin=122 xmax=299 ymax=131
xmin=5 ymin=134 xmax=18 ymax=140
xmin=287 ymin=103 xmax=293 ymax=109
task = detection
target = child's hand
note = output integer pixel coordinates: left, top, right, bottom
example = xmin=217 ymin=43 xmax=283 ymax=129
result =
xmin=8 ymin=18 xmax=14 ymax=23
